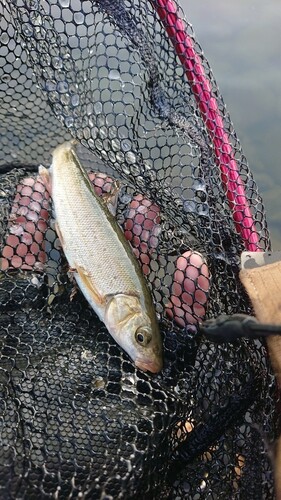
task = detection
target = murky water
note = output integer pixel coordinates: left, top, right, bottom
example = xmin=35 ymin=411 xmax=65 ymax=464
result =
xmin=182 ymin=1 xmax=281 ymax=247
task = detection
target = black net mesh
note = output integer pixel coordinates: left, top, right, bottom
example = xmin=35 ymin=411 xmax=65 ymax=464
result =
xmin=0 ymin=0 xmax=278 ymax=498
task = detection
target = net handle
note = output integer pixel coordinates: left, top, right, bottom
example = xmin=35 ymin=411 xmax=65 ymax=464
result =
xmin=149 ymin=0 xmax=260 ymax=251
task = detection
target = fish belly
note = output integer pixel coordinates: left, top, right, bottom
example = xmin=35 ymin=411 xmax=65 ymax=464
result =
xmin=52 ymin=163 xmax=142 ymax=300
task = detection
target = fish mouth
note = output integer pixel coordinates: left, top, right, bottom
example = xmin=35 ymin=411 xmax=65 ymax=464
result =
xmin=135 ymin=357 xmax=163 ymax=374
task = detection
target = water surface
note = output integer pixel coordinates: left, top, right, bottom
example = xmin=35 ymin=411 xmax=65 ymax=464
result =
xmin=182 ymin=1 xmax=281 ymax=247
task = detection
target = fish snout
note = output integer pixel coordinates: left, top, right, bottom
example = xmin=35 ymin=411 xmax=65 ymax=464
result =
xmin=135 ymin=355 xmax=163 ymax=374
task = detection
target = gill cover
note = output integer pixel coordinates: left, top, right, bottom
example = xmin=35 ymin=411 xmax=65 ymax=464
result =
xmin=105 ymin=294 xmax=143 ymax=333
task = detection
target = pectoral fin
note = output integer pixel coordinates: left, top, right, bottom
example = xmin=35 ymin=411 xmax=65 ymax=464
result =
xmin=76 ymin=264 xmax=105 ymax=306
xmin=38 ymin=165 xmax=52 ymax=195
xmin=102 ymin=180 xmax=120 ymax=216
xmin=55 ymin=222 xmax=65 ymax=248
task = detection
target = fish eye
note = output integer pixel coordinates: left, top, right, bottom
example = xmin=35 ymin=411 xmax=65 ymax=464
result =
xmin=135 ymin=327 xmax=152 ymax=346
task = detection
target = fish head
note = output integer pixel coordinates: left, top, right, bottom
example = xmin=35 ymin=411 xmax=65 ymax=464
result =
xmin=105 ymin=294 xmax=163 ymax=373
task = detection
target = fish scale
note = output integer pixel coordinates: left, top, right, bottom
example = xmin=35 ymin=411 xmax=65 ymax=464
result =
xmin=40 ymin=141 xmax=163 ymax=373
xmin=54 ymin=170 xmax=138 ymax=297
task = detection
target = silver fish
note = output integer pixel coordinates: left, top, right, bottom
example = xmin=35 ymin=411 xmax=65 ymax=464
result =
xmin=39 ymin=141 xmax=163 ymax=373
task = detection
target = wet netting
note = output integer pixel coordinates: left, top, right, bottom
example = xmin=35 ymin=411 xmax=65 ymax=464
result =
xmin=0 ymin=0 xmax=278 ymax=499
